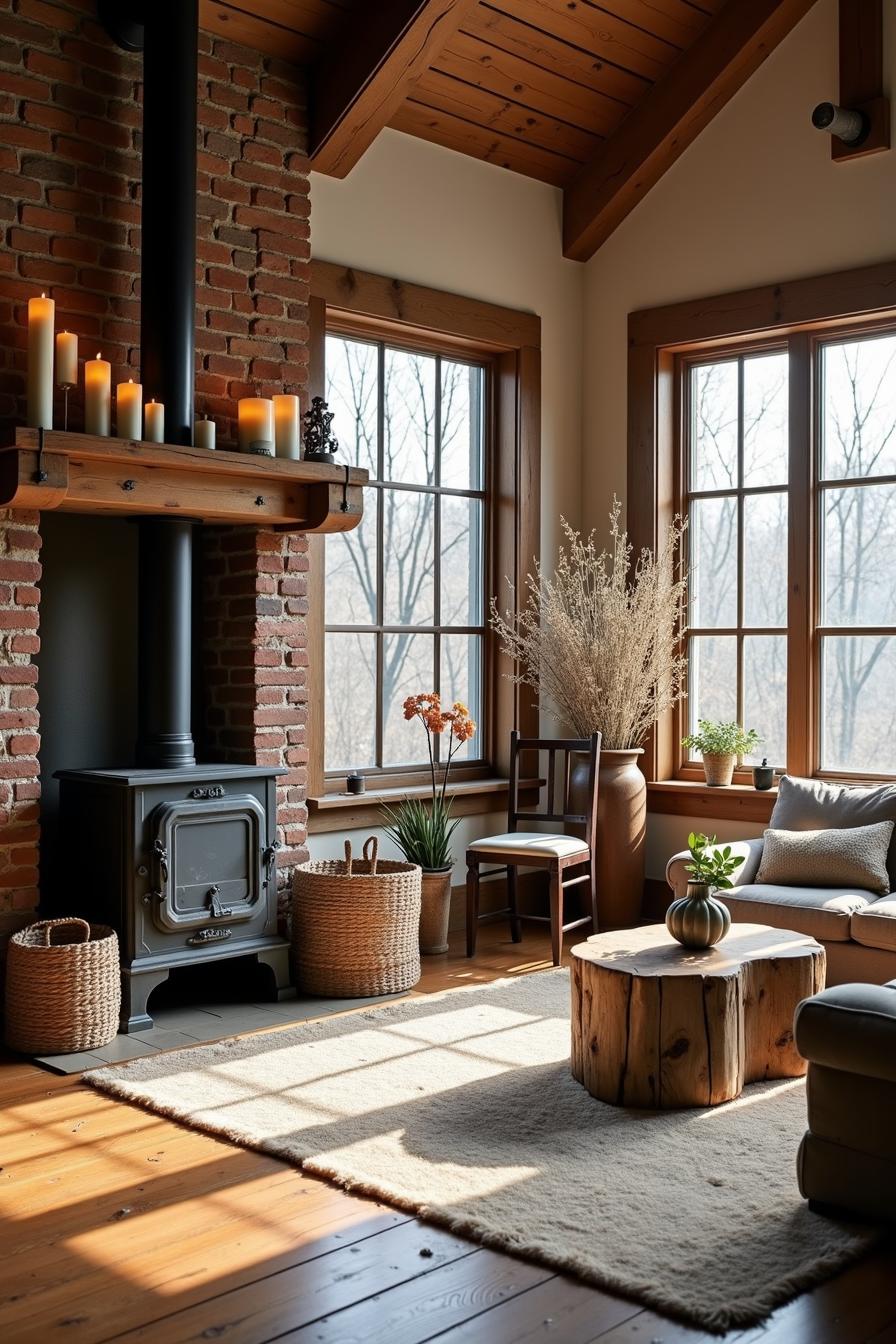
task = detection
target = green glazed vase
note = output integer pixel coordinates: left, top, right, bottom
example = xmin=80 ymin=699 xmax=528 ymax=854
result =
xmin=666 ymin=881 xmax=731 ymax=949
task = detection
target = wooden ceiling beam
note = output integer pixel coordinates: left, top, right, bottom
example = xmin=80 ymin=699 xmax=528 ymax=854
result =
xmin=562 ymin=0 xmax=818 ymax=263
xmin=309 ymin=0 xmax=480 ymax=177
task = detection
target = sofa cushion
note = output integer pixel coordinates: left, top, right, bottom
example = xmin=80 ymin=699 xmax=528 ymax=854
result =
xmin=851 ymin=897 xmax=896 ymax=953
xmin=720 ymin=883 xmax=876 ymax=942
xmin=755 ymin=821 xmax=894 ymax=896
xmin=771 ymin=775 xmax=896 ymax=889
xmin=794 ymin=982 xmax=896 ymax=1082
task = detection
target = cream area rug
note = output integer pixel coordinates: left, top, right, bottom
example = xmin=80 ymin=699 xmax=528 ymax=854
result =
xmin=84 ymin=970 xmax=879 ymax=1333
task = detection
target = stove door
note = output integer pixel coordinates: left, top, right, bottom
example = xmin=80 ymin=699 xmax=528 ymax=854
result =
xmin=149 ymin=794 xmax=267 ymax=933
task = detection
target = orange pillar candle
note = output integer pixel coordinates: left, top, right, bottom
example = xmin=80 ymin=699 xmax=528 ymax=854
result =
xmin=144 ymin=399 xmax=165 ymax=443
xmin=238 ymin=396 xmax=274 ymax=454
xmin=55 ymin=330 xmax=78 ymax=387
xmin=27 ymin=293 xmax=54 ymax=429
xmin=273 ymin=393 xmax=300 ymax=459
xmin=84 ymin=352 xmax=111 ymax=436
xmin=116 ymin=378 xmax=142 ymax=439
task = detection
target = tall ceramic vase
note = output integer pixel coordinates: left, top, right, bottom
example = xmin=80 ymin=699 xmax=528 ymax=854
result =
xmin=571 ymin=748 xmax=646 ymax=929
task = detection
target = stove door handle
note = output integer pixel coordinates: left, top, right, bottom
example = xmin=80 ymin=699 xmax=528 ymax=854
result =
xmin=152 ymin=838 xmax=169 ymax=894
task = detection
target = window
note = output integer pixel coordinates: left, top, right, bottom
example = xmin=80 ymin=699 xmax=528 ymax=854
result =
xmin=323 ymin=333 xmax=487 ymax=775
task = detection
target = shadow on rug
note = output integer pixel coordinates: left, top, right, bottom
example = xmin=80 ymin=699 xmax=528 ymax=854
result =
xmin=84 ymin=969 xmax=880 ymax=1333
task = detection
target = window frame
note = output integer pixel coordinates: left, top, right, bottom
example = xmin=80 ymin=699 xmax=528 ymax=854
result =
xmin=628 ymin=261 xmax=896 ymax=818
xmin=307 ymin=262 xmax=541 ymax=831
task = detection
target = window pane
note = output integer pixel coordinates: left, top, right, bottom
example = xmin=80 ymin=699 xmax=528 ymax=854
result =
xmin=687 ymin=635 xmax=737 ymax=740
xmin=382 ymin=633 xmax=435 ymax=765
xmin=441 ymin=361 xmax=483 ymax=490
xmin=325 ymin=632 xmax=376 ymax=771
xmin=821 ymin=636 xmax=896 ymax=774
xmin=441 ymin=496 xmax=483 ymax=626
xmin=822 ymin=483 xmax=896 ymax=626
xmin=743 ymin=352 xmax=788 ymax=487
xmin=383 ymin=488 xmax=434 ymax=625
xmin=325 ymin=335 xmax=378 ymax=476
xmin=743 ymin=635 xmax=787 ymax=767
xmin=325 ymin=492 xmax=378 ymax=625
xmin=691 ymin=361 xmax=738 ymax=490
xmin=743 ymin=492 xmax=787 ymax=626
xmin=440 ymin=634 xmax=482 ymax=763
xmin=690 ymin=497 xmax=737 ymax=627
xmin=821 ymin=333 xmax=896 ymax=480
xmin=383 ymin=348 xmax=437 ymax=486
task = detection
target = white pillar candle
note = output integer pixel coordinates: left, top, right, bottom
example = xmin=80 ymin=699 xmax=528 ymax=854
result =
xmin=273 ymin=393 xmax=300 ymax=459
xmin=55 ymin=330 xmax=78 ymax=387
xmin=238 ymin=396 xmax=274 ymax=453
xmin=84 ymin=352 xmax=111 ymax=436
xmin=27 ymin=293 xmax=54 ymax=429
xmin=194 ymin=415 xmax=215 ymax=450
xmin=144 ymin=399 xmax=165 ymax=443
xmin=116 ymin=378 xmax=142 ymax=439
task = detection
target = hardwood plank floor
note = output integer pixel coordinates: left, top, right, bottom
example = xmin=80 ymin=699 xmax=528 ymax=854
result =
xmin=0 ymin=926 xmax=893 ymax=1344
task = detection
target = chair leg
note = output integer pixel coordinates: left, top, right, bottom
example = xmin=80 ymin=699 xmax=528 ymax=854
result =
xmin=466 ymin=858 xmax=481 ymax=958
xmin=549 ymin=866 xmax=563 ymax=967
xmin=589 ymin=856 xmax=599 ymax=936
xmin=507 ymin=865 xmax=522 ymax=943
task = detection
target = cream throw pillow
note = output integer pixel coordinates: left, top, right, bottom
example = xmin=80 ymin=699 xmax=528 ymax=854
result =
xmin=756 ymin=821 xmax=895 ymax=896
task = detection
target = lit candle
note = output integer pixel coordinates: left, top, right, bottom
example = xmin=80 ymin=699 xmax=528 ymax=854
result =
xmin=273 ymin=392 xmax=300 ymax=459
xmin=84 ymin=352 xmax=111 ymax=436
xmin=116 ymin=378 xmax=142 ymax=440
xmin=55 ymin=330 xmax=78 ymax=387
xmin=27 ymin=293 xmax=54 ymax=429
xmin=144 ymin=400 xmax=165 ymax=443
xmin=238 ymin=396 xmax=274 ymax=454
xmin=194 ymin=415 xmax=215 ymax=450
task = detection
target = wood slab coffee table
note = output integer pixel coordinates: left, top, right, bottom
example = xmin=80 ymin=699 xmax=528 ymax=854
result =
xmin=570 ymin=922 xmax=825 ymax=1109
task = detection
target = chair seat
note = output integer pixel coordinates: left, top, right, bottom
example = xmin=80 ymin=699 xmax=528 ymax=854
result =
xmin=468 ymin=832 xmax=590 ymax=860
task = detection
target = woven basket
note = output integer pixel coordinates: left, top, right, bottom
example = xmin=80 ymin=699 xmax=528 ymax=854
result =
xmin=292 ymin=837 xmax=421 ymax=997
xmin=4 ymin=918 xmax=121 ymax=1055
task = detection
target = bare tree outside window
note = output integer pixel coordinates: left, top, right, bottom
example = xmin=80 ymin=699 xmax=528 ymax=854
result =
xmin=323 ymin=333 xmax=486 ymax=775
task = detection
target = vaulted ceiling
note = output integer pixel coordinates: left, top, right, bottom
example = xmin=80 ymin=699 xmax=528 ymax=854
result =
xmin=199 ymin=0 xmax=817 ymax=259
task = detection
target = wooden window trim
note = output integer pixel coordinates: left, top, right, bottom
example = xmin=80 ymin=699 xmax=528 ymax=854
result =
xmin=308 ymin=262 xmax=541 ymax=828
xmin=629 ymin=259 xmax=896 ymax=817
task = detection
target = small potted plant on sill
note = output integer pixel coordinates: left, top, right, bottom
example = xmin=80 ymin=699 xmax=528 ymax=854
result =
xmin=381 ymin=693 xmax=476 ymax=955
xmin=681 ymin=719 xmax=762 ymax=787
xmin=666 ymin=831 xmax=739 ymax=949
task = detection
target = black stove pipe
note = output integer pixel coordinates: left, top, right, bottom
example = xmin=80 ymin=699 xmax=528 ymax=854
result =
xmin=136 ymin=0 xmax=198 ymax=769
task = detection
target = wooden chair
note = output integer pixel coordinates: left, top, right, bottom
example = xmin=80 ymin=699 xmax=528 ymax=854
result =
xmin=465 ymin=731 xmax=601 ymax=966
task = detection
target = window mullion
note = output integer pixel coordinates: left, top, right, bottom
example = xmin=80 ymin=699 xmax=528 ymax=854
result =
xmin=736 ymin=357 xmax=745 ymax=730
xmin=375 ymin=343 xmax=386 ymax=770
xmin=786 ymin=330 xmax=813 ymax=777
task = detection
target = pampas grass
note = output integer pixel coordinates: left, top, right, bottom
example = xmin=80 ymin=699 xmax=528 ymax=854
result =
xmin=491 ymin=500 xmax=687 ymax=749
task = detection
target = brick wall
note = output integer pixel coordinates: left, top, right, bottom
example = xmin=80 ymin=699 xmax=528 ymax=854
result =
xmin=0 ymin=0 xmax=311 ymax=918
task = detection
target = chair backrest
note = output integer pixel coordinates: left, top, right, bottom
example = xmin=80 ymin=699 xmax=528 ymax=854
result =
xmin=507 ymin=730 xmax=602 ymax=848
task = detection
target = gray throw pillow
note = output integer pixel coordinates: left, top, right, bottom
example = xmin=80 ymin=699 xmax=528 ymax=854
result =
xmin=756 ymin=821 xmax=895 ymax=896
xmin=770 ymin=775 xmax=896 ymax=890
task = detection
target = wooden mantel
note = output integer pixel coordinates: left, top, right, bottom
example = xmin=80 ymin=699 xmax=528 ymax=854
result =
xmin=0 ymin=429 xmax=367 ymax=530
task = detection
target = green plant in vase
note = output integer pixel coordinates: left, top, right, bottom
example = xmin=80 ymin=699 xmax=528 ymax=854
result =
xmin=681 ymin=719 xmax=762 ymax=787
xmin=666 ymin=832 xmax=739 ymax=949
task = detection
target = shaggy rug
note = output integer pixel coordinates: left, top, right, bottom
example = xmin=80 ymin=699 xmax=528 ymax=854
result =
xmin=83 ymin=970 xmax=879 ymax=1332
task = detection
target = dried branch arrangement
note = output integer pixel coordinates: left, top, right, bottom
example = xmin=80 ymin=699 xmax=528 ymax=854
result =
xmin=491 ymin=500 xmax=688 ymax=750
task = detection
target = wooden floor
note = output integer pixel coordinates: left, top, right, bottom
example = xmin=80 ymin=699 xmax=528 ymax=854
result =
xmin=2 ymin=927 xmax=895 ymax=1344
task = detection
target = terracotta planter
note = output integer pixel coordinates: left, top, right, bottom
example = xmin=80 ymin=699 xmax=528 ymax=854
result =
xmin=571 ymin=747 xmax=646 ymax=929
xmin=419 ymin=867 xmax=452 ymax=954
xmin=702 ymin=752 xmax=736 ymax=787
xmin=666 ymin=880 xmax=731 ymax=949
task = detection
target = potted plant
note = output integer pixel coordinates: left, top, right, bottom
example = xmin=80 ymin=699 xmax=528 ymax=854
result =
xmin=681 ymin=719 xmax=762 ymax=787
xmin=382 ymin=694 xmax=476 ymax=955
xmin=491 ymin=499 xmax=687 ymax=927
xmin=666 ymin=832 xmax=739 ymax=948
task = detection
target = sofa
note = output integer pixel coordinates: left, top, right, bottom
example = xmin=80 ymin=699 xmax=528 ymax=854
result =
xmin=794 ymin=981 xmax=896 ymax=1222
xmin=666 ymin=775 xmax=896 ymax=986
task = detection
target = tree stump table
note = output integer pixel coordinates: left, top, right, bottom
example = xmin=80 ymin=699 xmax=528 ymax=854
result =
xmin=570 ymin=923 xmax=825 ymax=1108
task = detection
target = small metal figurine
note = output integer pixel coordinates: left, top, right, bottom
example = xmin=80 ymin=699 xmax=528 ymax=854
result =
xmin=302 ymin=396 xmax=338 ymax=464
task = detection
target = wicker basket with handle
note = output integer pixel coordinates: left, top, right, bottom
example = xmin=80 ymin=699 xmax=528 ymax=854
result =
xmin=292 ymin=837 xmax=421 ymax=997
xmin=4 ymin=918 xmax=121 ymax=1055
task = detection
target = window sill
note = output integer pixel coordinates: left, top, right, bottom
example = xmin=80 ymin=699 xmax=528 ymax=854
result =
xmin=308 ymin=777 xmax=524 ymax=834
xmin=647 ymin=780 xmax=777 ymax=823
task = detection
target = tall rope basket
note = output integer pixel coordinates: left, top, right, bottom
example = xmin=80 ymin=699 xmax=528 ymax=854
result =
xmin=4 ymin=918 xmax=121 ymax=1055
xmin=292 ymin=838 xmax=421 ymax=996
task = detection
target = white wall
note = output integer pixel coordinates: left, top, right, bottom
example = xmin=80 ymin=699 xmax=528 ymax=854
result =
xmin=582 ymin=0 xmax=896 ymax=873
xmin=309 ymin=130 xmax=584 ymax=869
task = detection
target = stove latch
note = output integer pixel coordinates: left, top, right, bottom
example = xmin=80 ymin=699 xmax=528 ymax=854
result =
xmin=206 ymin=885 xmax=232 ymax=920
xmin=263 ymin=838 xmax=281 ymax=889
